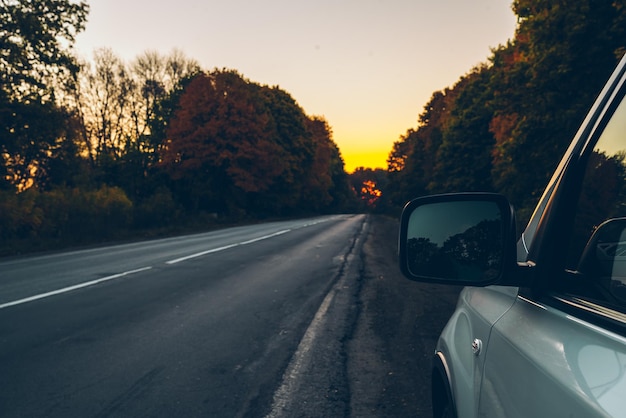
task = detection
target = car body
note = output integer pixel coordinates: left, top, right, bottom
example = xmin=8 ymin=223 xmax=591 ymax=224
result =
xmin=399 ymin=54 xmax=626 ymax=418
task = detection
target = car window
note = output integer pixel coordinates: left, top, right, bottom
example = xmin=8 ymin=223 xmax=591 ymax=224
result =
xmin=567 ymin=89 xmax=626 ymax=307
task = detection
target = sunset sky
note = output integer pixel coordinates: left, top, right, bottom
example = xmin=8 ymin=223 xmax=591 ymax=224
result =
xmin=74 ymin=0 xmax=518 ymax=172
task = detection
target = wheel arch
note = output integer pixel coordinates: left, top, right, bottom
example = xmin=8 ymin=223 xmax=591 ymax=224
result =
xmin=432 ymin=350 xmax=457 ymax=418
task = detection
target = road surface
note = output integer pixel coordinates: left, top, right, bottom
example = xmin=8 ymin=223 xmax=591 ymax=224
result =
xmin=0 ymin=215 xmax=460 ymax=417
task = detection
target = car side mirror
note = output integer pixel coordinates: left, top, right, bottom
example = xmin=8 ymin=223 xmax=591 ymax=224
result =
xmin=398 ymin=193 xmax=517 ymax=286
xmin=577 ymin=217 xmax=626 ymax=303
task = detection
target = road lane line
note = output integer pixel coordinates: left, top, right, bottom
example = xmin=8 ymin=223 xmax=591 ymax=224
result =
xmin=239 ymin=229 xmax=290 ymax=245
xmin=165 ymin=229 xmax=291 ymax=265
xmin=165 ymin=244 xmax=239 ymax=265
xmin=266 ymin=277 xmax=337 ymax=418
xmin=0 ymin=266 xmax=153 ymax=310
xmin=265 ymin=216 xmax=367 ymax=417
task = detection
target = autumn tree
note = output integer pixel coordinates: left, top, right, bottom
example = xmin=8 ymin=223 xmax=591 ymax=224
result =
xmin=160 ymin=68 xmax=354 ymax=218
xmin=161 ymin=70 xmax=284 ymax=215
xmin=303 ymin=116 xmax=354 ymax=213
xmin=68 ymin=48 xmax=199 ymax=196
xmin=349 ymin=167 xmax=386 ymax=211
xmin=384 ymin=136 xmax=411 ymax=210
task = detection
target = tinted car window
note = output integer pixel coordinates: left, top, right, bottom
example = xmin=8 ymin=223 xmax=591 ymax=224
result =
xmin=567 ymin=90 xmax=626 ymax=307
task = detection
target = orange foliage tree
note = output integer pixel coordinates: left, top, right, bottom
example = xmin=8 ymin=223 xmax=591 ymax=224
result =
xmin=160 ymin=70 xmax=353 ymax=217
xmin=161 ymin=70 xmax=283 ymax=214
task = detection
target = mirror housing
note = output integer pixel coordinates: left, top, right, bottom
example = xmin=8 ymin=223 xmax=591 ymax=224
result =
xmin=398 ymin=193 xmax=518 ymax=286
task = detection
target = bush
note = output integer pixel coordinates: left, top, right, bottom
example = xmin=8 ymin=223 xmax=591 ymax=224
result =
xmin=134 ymin=187 xmax=181 ymax=229
xmin=64 ymin=186 xmax=133 ymax=240
xmin=0 ymin=189 xmax=44 ymax=240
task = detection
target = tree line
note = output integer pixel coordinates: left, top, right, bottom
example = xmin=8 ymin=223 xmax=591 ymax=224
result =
xmin=6 ymin=0 xmax=621 ymax=253
xmin=0 ymin=0 xmax=357 ymax=254
xmin=382 ymin=0 xmax=626 ymax=226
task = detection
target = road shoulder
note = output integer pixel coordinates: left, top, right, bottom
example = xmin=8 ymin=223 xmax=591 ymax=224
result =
xmin=347 ymin=215 xmax=461 ymax=417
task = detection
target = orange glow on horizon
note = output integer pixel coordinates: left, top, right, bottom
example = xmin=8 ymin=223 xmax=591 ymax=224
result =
xmin=333 ymin=126 xmax=397 ymax=173
xmin=342 ymin=149 xmax=389 ymax=173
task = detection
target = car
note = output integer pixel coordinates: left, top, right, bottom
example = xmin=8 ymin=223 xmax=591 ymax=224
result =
xmin=398 ymin=53 xmax=626 ymax=418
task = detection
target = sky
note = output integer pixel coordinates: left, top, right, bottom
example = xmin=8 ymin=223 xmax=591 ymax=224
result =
xmin=74 ymin=0 xmax=518 ymax=173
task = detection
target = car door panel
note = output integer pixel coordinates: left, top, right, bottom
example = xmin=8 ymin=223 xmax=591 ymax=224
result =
xmin=437 ymin=286 xmax=518 ymax=417
xmin=478 ymin=295 xmax=626 ymax=418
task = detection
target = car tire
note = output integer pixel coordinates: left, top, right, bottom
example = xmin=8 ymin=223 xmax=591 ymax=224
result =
xmin=440 ymin=401 xmax=457 ymax=418
xmin=432 ymin=355 xmax=457 ymax=418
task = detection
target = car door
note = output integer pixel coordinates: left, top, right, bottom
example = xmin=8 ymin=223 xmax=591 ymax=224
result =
xmin=477 ymin=58 xmax=626 ymax=418
xmin=436 ymin=285 xmax=518 ymax=416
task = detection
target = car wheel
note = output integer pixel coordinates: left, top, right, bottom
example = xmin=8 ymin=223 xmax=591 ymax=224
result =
xmin=432 ymin=359 xmax=457 ymax=418
xmin=441 ymin=402 xmax=457 ymax=418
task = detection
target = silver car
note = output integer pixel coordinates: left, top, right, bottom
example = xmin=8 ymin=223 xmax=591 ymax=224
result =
xmin=399 ymin=54 xmax=626 ymax=418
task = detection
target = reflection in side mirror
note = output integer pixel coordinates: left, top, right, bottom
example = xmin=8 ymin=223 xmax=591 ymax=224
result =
xmin=399 ymin=193 xmax=515 ymax=286
xmin=577 ymin=217 xmax=626 ymax=303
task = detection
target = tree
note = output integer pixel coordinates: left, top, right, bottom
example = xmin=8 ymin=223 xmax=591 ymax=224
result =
xmin=0 ymin=0 xmax=88 ymax=190
xmin=429 ymin=66 xmax=495 ymax=193
xmin=303 ymin=116 xmax=354 ymax=213
xmin=128 ymin=49 xmax=200 ymax=147
xmin=161 ymin=70 xmax=284 ymax=215
xmin=491 ymin=0 xmax=626 ymax=211
xmin=386 ymin=0 xmax=626 ymax=221
xmin=0 ymin=0 xmax=88 ymax=99
xmin=349 ymin=167 xmax=386 ymax=211
xmin=385 ymin=88 xmax=456 ymax=209
xmin=255 ymin=85 xmax=315 ymax=214
xmin=67 ymin=48 xmax=200 ymax=200
xmin=75 ymin=48 xmax=132 ymax=164
xmin=119 ymin=50 xmax=200 ymax=203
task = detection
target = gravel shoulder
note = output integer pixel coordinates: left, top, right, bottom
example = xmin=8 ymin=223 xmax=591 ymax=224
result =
xmin=348 ymin=215 xmax=462 ymax=417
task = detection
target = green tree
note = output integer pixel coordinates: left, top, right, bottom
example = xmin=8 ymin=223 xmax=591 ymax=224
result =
xmin=430 ymin=66 xmax=495 ymax=193
xmin=255 ymin=85 xmax=315 ymax=215
xmin=0 ymin=0 xmax=88 ymax=98
xmin=387 ymin=0 xmax=626 ymax=221
xmin=0 ymin=0 xmax=88 ymax=190
xmin=491 ymin=0 xmax=626 ymax=211
xmin=385 ymin=88 xmax=456 ymax=209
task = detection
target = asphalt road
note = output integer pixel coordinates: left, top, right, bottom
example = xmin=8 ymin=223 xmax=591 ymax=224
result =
xmin=0 ymin=214 xmax=460 ymax=417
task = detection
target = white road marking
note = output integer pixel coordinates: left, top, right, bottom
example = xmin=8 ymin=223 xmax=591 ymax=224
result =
xmin=0 ymin=222 xmax=319 ymax=309
xmin=265 ymin=268 xmax=338 ymax=417
xmin=0 ymin=266 xmax=153 ymax=310
xmin=165 ymin=229 xmax=291 ymax=265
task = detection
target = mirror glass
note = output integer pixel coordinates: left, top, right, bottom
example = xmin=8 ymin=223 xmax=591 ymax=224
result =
xmin=405 ymin=200 xmax=504 ymax=282
xmin=577 ymin=217 xmax=626 ymax=303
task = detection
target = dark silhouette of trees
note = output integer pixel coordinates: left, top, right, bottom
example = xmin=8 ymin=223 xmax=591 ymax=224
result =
xmin=8 ymin=0 xmax=626 ymax=255
xmin=349 ymin=167 xmax=386 ymax=211
xmin=1 ymin=0 xmax=88 ymax=191
xmin=387 ymin=0 xmax=626 ymax=226
xmin=0 ymin=3 xmax=354 ymax=254
xmin=294 ymin=116 xmax=355 ymax=214
xmin=407 ymin=219 xmax=502 ymax=281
